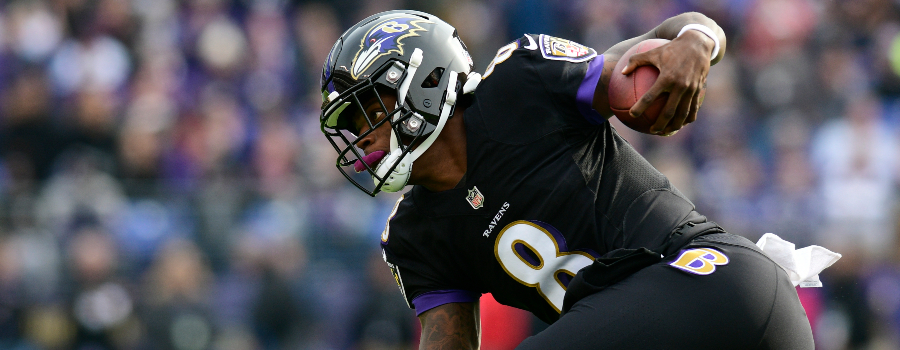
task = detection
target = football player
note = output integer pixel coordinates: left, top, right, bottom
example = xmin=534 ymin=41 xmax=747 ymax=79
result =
xmin=320 ymin=10 xmax=815 ymax=349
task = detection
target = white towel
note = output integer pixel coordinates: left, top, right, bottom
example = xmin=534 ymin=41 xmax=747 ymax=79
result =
xmin=755 ymin=233 xmax=842 ymax=288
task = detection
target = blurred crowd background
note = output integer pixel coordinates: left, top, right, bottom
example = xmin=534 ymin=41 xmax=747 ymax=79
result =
xmin=0 ymin=0 xmax=899 ymax=349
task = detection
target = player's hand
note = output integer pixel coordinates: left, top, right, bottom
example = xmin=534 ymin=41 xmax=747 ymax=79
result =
xmin=621 ymin=30 xmax=713 ymax=135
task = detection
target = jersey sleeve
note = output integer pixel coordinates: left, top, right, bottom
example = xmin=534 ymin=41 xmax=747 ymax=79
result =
xmin=380 ymin=196 xmax=481 ymax=315
xmin=480 ymin=34 xmax=606 ymax=126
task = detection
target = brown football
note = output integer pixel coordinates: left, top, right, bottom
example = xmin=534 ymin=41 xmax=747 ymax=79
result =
xmin=608 ymin=39 xmax=705 ymax=133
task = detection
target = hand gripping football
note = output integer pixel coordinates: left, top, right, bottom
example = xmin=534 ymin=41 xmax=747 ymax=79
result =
xmin=608 ymin=39 xmax=704 ymax=133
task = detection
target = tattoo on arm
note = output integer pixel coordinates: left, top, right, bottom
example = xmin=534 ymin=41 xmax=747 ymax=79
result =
xmin=419 ymin=302 xmax=480 ymax=350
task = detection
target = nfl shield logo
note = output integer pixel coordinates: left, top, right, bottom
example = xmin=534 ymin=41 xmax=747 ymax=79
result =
xmin=466 ymin=186 xmax=485 ymax=209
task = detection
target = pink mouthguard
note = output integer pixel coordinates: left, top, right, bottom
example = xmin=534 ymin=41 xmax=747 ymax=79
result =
xmin=354 ymin=150 xmax=387 ymax=173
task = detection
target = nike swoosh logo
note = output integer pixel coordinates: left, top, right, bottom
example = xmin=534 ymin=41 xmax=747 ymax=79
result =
xmin=523 ymin=34 xmax=537 ymax=50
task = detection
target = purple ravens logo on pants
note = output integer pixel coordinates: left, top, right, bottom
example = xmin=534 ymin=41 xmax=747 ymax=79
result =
xmin=350 ymin=15 xmax=433 ymax=79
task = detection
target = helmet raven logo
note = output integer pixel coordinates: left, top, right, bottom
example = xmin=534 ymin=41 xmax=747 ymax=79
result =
xmin=350 ymin=15 xmax=433 ymax=79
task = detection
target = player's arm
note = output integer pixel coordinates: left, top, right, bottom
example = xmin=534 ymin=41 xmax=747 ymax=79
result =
xmin=592 ymin=12 xmax=726 ymax=135
xmin=418 ymin=301 xmax=481 ymax=350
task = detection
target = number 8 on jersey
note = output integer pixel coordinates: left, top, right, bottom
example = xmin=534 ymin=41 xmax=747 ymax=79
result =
xmin=494 ymin=220 xmax=595 ymax=313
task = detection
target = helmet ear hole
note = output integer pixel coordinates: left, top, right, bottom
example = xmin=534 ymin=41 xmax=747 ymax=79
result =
xmin=421 ymin=67 xmax=445 ymax=88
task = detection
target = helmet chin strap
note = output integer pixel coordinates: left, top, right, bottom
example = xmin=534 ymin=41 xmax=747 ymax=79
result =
xmin=375 ymin=67 xmax=459 ymax=193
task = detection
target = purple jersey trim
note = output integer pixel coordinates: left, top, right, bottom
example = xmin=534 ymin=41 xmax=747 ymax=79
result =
xmin=576 ymin=55 xmax=605 ymax=125
xmin=412 ymin=290 xmax=481 ymax=316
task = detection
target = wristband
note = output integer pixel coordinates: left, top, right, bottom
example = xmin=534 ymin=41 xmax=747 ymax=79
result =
xmin=677 ymin=24 xmax=720 ymax=60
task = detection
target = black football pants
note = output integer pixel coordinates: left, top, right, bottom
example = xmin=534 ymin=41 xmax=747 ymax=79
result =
xmin=516 ymin=233 xmax=815 ymax=350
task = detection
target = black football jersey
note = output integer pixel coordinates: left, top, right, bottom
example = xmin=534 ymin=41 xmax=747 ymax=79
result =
xmin=380 ymin=34 xmax=697 ymax=324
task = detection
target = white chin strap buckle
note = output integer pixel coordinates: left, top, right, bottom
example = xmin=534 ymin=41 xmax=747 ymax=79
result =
xmin=375 ymin=149 xmax=411 ymax=193
xmin=463 ymin=72 xmax=481 ymax=94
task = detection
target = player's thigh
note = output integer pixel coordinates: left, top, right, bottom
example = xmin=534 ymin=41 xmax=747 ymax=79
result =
xmin=516 ymin=245 xmax=813 ymax=350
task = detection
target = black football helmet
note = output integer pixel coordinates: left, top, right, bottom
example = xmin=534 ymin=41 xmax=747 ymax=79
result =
xmin=320 ymin=10 xmax=476 ymax=196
